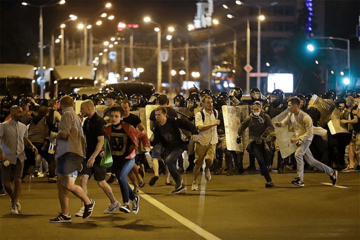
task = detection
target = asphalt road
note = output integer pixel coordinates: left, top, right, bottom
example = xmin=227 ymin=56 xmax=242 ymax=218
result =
xmin=1 ymin=161 xmax=359 ymax=240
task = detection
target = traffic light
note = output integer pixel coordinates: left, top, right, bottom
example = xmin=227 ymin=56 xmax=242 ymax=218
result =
xmin=307 ymin=43 xmax=314 ymax=52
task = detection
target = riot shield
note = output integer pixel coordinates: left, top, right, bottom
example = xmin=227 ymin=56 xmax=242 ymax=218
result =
xmin=327 ymin=108 xmax=349 ymax=135
xmin=222 ymin=105 xmax=249 ymax=151
xmin=95 ymin=105 xmax=108 ymax=118
xmin=130 ymin=108 xmax=147 ymax=152
xmin=272 ymin=109 xmax=297 ymax=158
xmin=307 ymin=95 xmax=335 ymax=127
xmin=145 ymin=105 xmax=160 ymax=139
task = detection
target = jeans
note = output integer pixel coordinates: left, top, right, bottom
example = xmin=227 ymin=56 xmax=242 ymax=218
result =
xmin=250 ymin=142 xmax=272 ymax=182
xmin=164 ymin=148 xmax=184 ymax=184
xmin=295 ymin=140 xmax=333 ymax=179
xmin=114 ymin=158 xmax=135 ymax=203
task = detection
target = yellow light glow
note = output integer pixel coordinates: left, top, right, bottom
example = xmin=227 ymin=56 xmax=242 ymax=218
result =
xmin=144 ymin=17 xmax=151 ymax=22
xmin=60 ymin=24 xmax=66 ymax=28
xmin=171 ymin=70 xmax=177 ymax=76
xmin=105 ymin=3 xmax=112 ymax=8
xmin=77 ymin=23 xmax=84 ymax=29
xmin=212 ymin=19 xmax=219 ymax=25
xmin=179 ymin=70 xmax=186 ymax=75
xmin=87 ymin=25 xmax=92 ymax=29
xmin=168 ymin=26 xmax=175 ymax=32
xmin=101 ymin=13 xmax=107 ymax=18
xmin=69 ymin=15 xmax=77 ymax=20
xmin=96 ymin=20 xmax=102 ymax=26
xmin=259 ymin=15 xmax=265 ymax=21
xmin=154 ymin=27 xmax=160 ymax=32
xmin=125 ymin=68 xmax=131 ymax=72
xmin=108 ymin=15 xmax=114 ymax=20
xmin=103 ymin=41 xmax=109 ymax=46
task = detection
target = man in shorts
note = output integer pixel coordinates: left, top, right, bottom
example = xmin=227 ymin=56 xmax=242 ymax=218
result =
xmin=192 ymin=95 xmax=219 ymax=191
xmin=74 ymin=100 xmax=120 ymax=217
xmin=49 ymin=96 xmax=95 ymax=223
xmin=0 ymin=105 xmax=38 ymax=214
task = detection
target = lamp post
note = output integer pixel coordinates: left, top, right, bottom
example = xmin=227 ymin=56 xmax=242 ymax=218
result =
xmin=257 ymin=13 xmax=265 ymax=88
xmin=212 ymin=19 xmax=237 ymax=69
xmin=144 ymin=17 xmax=162 ymax=93
xmin=307 ymin=36 xmax=350 ymax=90
xmin=22 ymin=0 xmax=66 ymax=98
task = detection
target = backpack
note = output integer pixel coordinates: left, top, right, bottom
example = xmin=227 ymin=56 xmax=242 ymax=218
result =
xmin=200 ymin=108 xmax=218 ymax=123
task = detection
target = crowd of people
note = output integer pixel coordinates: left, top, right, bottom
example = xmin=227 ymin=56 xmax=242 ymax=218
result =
xmin=0 ymin=86 xmax=358 ymax=222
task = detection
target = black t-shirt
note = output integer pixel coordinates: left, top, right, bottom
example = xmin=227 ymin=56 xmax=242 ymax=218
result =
xmin=111 ymin=126 xmax=132 ymax=161
xmin=155 ymin=119 xmax=183 ymax=150
xmin=83 ymin=113 xmax=106 ymax=162
xmin=123 ymin=113 xmax=141 ymax=128
xmin=150 ymin=106 xmax=178 ymax=122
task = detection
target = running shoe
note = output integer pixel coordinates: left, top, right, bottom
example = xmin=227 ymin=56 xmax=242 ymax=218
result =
xmin=104 ymin=201 xmax=121 ymax=214
xmin=49 ymin=213 xmax=72 ymax=223
xmin=83 ymin=199 xmax=95 ymax=219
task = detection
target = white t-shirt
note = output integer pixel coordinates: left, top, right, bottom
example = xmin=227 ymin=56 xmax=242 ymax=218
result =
xmin=290 ymin=114 xmax=300 ymax=137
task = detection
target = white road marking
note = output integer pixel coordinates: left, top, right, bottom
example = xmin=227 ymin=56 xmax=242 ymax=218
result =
xmin=321 ymin=182 xmax=348 ymax=188
xmin=134 ymin=174 xmax=221 ymax=240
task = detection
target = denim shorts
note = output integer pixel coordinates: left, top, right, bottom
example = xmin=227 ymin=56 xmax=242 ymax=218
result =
xmin=56 ymin=152 xmax=84 ymax=178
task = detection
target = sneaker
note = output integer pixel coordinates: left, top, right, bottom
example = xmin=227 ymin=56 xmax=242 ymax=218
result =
xmin=342 ymin=166 xmax=356 ymax=173
xmin=0 ymin=189 xmax=5 ymax=196
xmin=132 ymin=196 xmax=140 ymax=214
xmin=292 ymin=177 xmax=305 ymax=187
xmin=106 ymin=175 xmax=117 ymax=184
xmin=75 ymin=207 xmax=84 ymax=217
xmin=172 ymin=183 xmax=186 ymax=194
xmin=83 ymin=199 xmax=95 ymax=219
xmin=104 ymin=201 xmax=121 ymax=214
xmin=139 ymin=164 xmax=145 ymax=179
xmin=149 ymin=176 xmax=159 ymax=186
xmin=205 ymin=168 xmax=212 ymax=181
xmin=214 ymin=168 xmax=223 ymax=175
xmin=265 ymin=182 xmax=274 ymax=188
xmin=49 ymin=213 xmax=72 ymax=223
xmin=191 ymin=181 xmax=198 ymax=191
xmin=48 ymin=176 xmax=57 ymax=183
xmin=120 ymin=203 xmax=130 ymax=213
xmin=330 ymin=170 xmax=338 ymax=185
xmin=15 ymin=202 xmax=21 ymax=212
xmin=10 ymin=205 xmax=19 ymax=215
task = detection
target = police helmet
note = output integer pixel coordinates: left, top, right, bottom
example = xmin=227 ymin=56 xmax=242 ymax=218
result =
xmin=216 ymin=94 xmax=230 ymax=107
xmin=148 ymin=93 xmax=160 ymax=105
xmin=173 ymin=94 xmax=185 ymax=107
xmin=188 ymin=86 xmax=200 ymax=96
xmin=270 ymin=89 xmax=285 ymax=103
xmin=228 ymin=87 xmax=243 ymax=100
xmin=186 ymin=95 xmax=200 ymax=108
xmin=199 ymin=89 xmax=213 ymax=98
xmin=130 ymin=93 xmax=146 ymax=108
xmin=250 ymin=88 xmax=262 ymax=101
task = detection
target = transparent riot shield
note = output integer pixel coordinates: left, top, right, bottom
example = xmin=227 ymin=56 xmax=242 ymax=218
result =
xmin=272 ymin=109 xmax=297 ymax=158
xmin=307 ymin=95 xmax=335 ymax=127
xmin=328 ymin=108 xmax=349 ymax=135
xmin=95 ymin=105 xmax=108 ymax=118
xmin=145 ymin=105 xmax=160 ymax=139
xmin=222 ymin=105 xmax=250 ymax=151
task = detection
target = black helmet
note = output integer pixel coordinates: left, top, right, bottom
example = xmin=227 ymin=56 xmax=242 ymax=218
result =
xmin=130 ymin=93 xmax=145 ymax=108
xmin=148 ymin=93 xmax=160 ymax=105
xmin=0 ymin=95 xmax=14 ymax=122
xmin=157 ymin=94 xmax=169 ymax=105
xmin=250 ymin=87 xmax=262 ymax=101
xmin=216 ymin=93 xmax=230 ymax=107
xmin=270 ymin=89 xmax=285 ymax=103
xmin=200 ymin=89 xmax=213 ymax=98
xmin=296 ymin=94 xmax=307 ymax=108
xmin=173 ymin=94 xmax=185 ymax=107
xmin=186 ymin=95 xmax=200 ymax=108
xmin=323 ymin=90 xmax=336 ymax=100
xmin=228 ymin=87 xmax=243 ymax=100
xmin=57 ymin=92 xmax=66 ymax=101
xmin=188 ymin=86 xmax=200 ymax=96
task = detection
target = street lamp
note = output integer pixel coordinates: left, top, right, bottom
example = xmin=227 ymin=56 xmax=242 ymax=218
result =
xmin=22 ymin=0 xmax=66 ymax=98
xmin=144 ymin=17 xmax=162 ymax=93
xmin=257 ymin=13 xmax=265 ymax=88
xmin=212 ymin=19 xmax=237 ymax=69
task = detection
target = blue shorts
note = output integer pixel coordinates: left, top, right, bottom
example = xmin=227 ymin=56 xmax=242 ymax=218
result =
xmin=56 ymin=152 xmax=84 ymax=178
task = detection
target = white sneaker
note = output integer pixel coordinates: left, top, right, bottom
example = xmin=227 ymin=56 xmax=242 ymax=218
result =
xmin=104 ymin=201 xmax=121 ymax=214
xmin=16 ymin=202 xmax=21 ymax=212
xmin=75 ymin=206 xmax=84 ymax=217
xmin=191 ymin=181 xmax=198 ymax=191
xmin=205 ymin=169 xmax=212 ymax=181
xmin=10 ymin=205 xmax=19 ymax=214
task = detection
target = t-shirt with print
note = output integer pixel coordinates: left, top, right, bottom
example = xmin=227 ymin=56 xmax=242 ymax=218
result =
xmin=111 ymin=126 xmax=132 ymax=165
